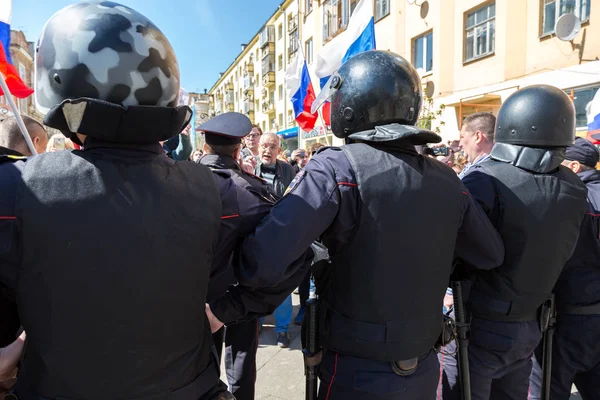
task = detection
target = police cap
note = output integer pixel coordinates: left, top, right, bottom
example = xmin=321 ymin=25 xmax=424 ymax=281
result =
xmin=199 ymin=112 xmax=252 ymax=146
xmin=565 ymin=137 xmax=599 ymax=167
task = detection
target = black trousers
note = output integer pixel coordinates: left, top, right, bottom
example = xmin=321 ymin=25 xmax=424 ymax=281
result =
xmin=212 ymin=319 xmax=259 ymax=400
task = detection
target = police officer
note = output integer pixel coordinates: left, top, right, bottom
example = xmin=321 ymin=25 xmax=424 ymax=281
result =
xmin=206 ymin=50 xmax=505 ymax=400
xmin=529 ymin=137 xmax=600 ymax=400
xmin=0 ymin=2 xmax=232 ymax=399
xmin=441 ymin=85 xmax=589 ymax=400
xmin=198 ymin=112 xmax=278 ymax=400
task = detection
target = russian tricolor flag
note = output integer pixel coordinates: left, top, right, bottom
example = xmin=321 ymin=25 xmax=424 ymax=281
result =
xmin=0 ymin=0 xmax=33 ymax=99
xmin=587 ymin=89 xmax=600 ymax=144
xmin=314 ymin=0 xmax=376 ymax=125
xmin=285 ymin=50 xmax=318 ymax=132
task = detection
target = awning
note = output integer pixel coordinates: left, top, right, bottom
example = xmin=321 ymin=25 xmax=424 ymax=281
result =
xmin=277 ymin=127 xmax=299 ymax=139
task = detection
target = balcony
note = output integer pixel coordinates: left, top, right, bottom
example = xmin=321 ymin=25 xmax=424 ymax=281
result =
xmin=262 ymin=101 xmax=275 ymax=114
xmin=259 ymin=25 xmax=275 ymax=48
xmin=224 ymin=91 xmax=234 ymax=105
xmin=261 ymin=88 xmax=268 ymax=99
xmin=226 ymin=102 xmax=234 ymax=112
xmin=288 ymin=15 xmax=298 ymax=33
xmin=262 ymin=72 xmax=275 ymax=88
xmin=244 ymin=100 xmax=255 ymax=118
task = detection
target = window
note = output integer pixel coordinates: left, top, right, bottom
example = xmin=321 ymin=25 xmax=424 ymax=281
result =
xmin=465 ymin=2 xmax=495 ymax=63
xmin=279 ymin=84 xmax=284 ymax=101
xmin=305 ymin=0 xmax=313 ymax=14
xmin=542 ymin=0 xmax=591 ymax=36
xmin=19 ymin=63 xmax=27 ymax=82
xmin=278 ymin=24 xmax=283 ymax=40
xmin=262 ymin=53 xmax=276 ymax=76
xmin=305 ymin=38 xmax=314 ymax=64
xmin=413 ymin=31 xmax=433 ymax=73
xmin=278 ymin=54 xmax=283 ymax=70
xmin=565 ymin=85 xmax=599 ymax=129
xmin=260 ymin=25 xmax=275 ymax=47
xmin=262 ymin=121 xmax=267 ymax=132
xmin=323 ymin=0 xmax=359 ymax=41
xmin=375 ymin=0 xmax=390 ymax=21
xmin=289 ymin=30 xmax=299 ymax=56
xmin=256 ymin=74 xmax=260 ymax=87
xmin=279 ymin=114 xmax=284 ymax=128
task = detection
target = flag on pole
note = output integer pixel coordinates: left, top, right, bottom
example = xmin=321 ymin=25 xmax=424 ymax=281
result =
xmin=587 ymin=89 xmax=600 ymax=144
xmin=0 ymin=0 xmax=33 ymax=98
xmin=313 ymin=0 xmax=376 ymax=125
xmin=285 ymin=50 xmax=318 ymax=132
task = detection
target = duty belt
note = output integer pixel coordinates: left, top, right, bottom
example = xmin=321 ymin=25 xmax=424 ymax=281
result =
xmin=558 ymin=301 xmax=600 ymax=315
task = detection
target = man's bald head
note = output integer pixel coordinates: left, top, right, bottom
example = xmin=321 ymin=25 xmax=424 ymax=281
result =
xmin=0 ymin=115 xmax=48 ymax=156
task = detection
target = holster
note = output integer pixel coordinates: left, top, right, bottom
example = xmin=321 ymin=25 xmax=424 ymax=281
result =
xmin=434 ymin=314 xmax=457 ymax=352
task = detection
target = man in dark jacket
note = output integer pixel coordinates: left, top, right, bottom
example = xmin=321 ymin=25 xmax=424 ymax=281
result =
xmin=0 ymin=3 xmax=231 ymax=399
xmin=529 ymin=137 xmax=600 ymax=400
xmin=206 ymin=50 xmax=506 ymax=400
xmin=441 ymin=85 xmax=588 ymax=400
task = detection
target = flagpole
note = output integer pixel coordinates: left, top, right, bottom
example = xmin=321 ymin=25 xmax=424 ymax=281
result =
xmin=0 ymin=72 xmax=37 ymax=155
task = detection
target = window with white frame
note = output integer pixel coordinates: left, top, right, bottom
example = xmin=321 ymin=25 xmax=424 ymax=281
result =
xmin=413 ymin=31 xmax=433 ymax=73
xmin=465 ymin=2 xmax=495 ymax=63
xmin=375 ymin=0 xmax=390 ymax=21
xmin=322 ymin=0 xmax=359 ymax=42
xmin=305 ymin=0 xmax=313 ymax=14
xmin=305 ymin=38 xmax=314 ymax=64
xmin=279 ymin=84 xmax=284 ymax=101
xmin=564 ymin=85 xmax=599 ymax=129
xmin=542 ymin=0 xmax=591 ymax=36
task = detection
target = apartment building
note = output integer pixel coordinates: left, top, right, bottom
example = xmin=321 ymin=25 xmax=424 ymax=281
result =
xmin=2 ymin=30 xmax=44 ymax=123
xmin=209 ymin=0 xmax=303 ymax=150
xmin=209 ymin=0 xmax=600 ymax=148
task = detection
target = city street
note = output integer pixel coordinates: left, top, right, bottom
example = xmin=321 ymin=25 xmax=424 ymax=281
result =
xmin=222 ymin=294 xmax=583 ymax=400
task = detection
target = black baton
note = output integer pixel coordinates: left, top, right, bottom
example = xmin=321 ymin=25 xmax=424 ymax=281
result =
xmin=452 ymin=281 xmax=471 ymax=400
xmin=303 ymin=297 xmax=321 ymax=400
xmin=541 ymin=294 xmax=556 ymax=400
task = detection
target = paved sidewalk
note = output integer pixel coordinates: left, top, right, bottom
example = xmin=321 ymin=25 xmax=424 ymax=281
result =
xmin=221 ymin=293 xmax=583 ymax=399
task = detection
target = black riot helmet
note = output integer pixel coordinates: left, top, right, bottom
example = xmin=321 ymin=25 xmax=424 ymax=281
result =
xmin=495 ymin=85 xmax=576 ymax=147
xmin=312 ymin=50 xmax=439 ymax=143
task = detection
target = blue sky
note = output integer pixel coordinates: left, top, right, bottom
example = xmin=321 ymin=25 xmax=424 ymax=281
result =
xmin=12 ymin=0 xmax=283 ymax=93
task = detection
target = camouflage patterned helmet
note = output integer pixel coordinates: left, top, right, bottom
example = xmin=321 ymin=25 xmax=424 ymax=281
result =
xmin=35 ymin=1 xmax=181 ymax=114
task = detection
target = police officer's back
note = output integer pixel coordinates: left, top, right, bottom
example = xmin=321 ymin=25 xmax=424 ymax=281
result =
xmin=207 ymin=51 xmax=505 ymax=400
xmin=442 ymin=86 xmax=589 ymax=400
xmin=0 ymin=3 xmax=226 ymax=399
xmin=529 ymin=137 xmax=600 ymax=400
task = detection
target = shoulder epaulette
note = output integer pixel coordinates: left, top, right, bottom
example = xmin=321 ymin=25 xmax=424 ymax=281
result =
xmin=0 ymin=154 xmax=27 ymax=164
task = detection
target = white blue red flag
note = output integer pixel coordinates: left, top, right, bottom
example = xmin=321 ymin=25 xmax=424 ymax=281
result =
xmin=587 ymin=88 xmax=600 ymax=143
xmin=313 ymin=0 xmax=376 ymax=125
xmin=285 ymin=49 xmax=318 ymax=132
xmin=0 ymin=0 xmax=33 ymax=98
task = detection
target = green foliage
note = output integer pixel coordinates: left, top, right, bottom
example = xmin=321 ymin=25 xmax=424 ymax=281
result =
xmin=417 ymin=96 xmax=446 ymax=134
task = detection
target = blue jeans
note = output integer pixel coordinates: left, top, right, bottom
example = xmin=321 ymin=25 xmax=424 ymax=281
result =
xmin=258 ymin=294 xmax=293 ymax=333
xmin=274 ymin=294 xmax=292 ymax=333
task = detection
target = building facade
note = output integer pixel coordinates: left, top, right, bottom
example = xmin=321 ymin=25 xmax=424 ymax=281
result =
xmin=209 ymin=0 xmax=600 ymax=149
xmin=3 ymin=30 xmax=44 ymax=123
